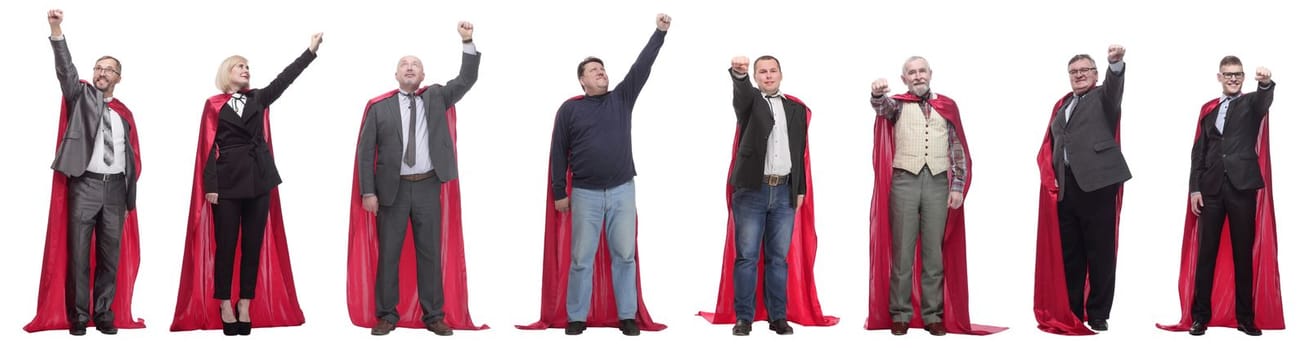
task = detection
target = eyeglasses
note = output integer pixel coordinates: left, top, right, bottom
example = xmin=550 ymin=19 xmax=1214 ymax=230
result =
xmin=93 ymin=66 xmax=119 ymax=75
xmin=1221 ymin=72 xmax=1245 ymax=79
xmin=1067 ymin=67 xmax=1097 ymax=76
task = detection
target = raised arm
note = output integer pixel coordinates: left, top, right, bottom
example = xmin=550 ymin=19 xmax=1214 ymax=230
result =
xmin=1101 ymin=45 xmax=1126 ymax=127
xmin=435 ymin=21 xmax=481 ymax=104
xmin=48 ymin=9 xmax=84 ymax=98
xmin=612 ymin=14 xmax=670 ymax=105
xmin=729 ymin=56 xmax=755 ymax=123
xmin=256 ymin=33 xmax=322 ymax=106
xmin=1249 ymin=67 xmax=1275 ymax=118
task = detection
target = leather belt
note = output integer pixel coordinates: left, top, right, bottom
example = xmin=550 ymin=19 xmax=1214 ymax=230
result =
xmin=82 ymin=171 xmax=125 ymax=181
xmin=401 ymin=170 xmax=436 ymax=182
xmin=764 ymin=174 xmax=789 ymax=186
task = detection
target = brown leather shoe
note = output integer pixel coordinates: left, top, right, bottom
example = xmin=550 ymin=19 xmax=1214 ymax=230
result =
xmin=890 ymin=322 xmax=909 ymax=335
xmin=371 ymin=319 xmax=396 ymax=336
xmin=925 ymin=322 xmax=946 ymax=336
xmin=426 ymin=319 xmax=453 ymax=336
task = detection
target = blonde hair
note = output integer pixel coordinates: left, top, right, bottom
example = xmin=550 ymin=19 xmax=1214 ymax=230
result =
xmin=214 ymin=55 xmax=248 ymax=93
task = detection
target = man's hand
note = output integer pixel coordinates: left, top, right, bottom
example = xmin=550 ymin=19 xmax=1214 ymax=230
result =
xmin=362 ymin=195 xmax=379 ymax=214
xmin=1107 ymin=44 xmax=1125 ymax=63
xmin=731 ymin=56 xmax=749 ymax=75
xmin=948 ymin=191 xmax=964 ymax=209
xmin=796 ymin=194 xmax=806 ymax=210
xmin=656 ymin=13 xmax=671 ymax=31
xmin=554 ymin=197 xmax=570 ymax=212
xmin=49 ymin=9 xmax=64 ymax=37
xmin=206 ymin=193 xmax=219 ymax=205
xmin=458 ymin=21 xmax=474 ymax=41
xmin=309 ymin=32 xmax=324 ymax=53
xmin=1255 ymin=66 xmax=1272 ymax=84
xmin=871 ymin=78 xmax=891 ymax=97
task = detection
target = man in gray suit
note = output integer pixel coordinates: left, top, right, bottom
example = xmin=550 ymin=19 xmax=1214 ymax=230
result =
xmin=46 ymin=9 xmax=141 ymax=336
xmin=358 ymin=22 xmax=480 ymax=337
xmin=1048 ymin=45 xmax=1129 ymax=332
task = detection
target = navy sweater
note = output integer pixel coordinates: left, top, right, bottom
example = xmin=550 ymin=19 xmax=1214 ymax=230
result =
xmin=550 ymin=30 xmax=666 ymax=200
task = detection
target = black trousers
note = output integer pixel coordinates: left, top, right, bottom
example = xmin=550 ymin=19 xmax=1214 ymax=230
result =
xmin=212 ymin=192 xmax=270 ymax=299
xmin=1057 ymin=167 xmax=1120 ymax=321
xmin=375 ymin=175 xmax=445 ymax=324
xmin=1191 ymin=177 xmax=1257 ymax=323
xmin=66 ymin=173 xmax=127 ymax=325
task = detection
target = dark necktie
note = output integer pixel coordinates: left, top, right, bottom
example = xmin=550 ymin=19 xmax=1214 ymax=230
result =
xmin=403 ymin=93 xmax=417 ymax=167
xmin=100 ymin=102 xmax=114 ymax=166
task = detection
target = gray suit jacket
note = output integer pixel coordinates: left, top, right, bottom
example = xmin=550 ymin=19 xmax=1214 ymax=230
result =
xmin=358 ymin=51 xmax=480 ymax=206
xmin=50 ymin=38 xmax=139 ymax=209
xmin=1050 ymin=63 xmax=1130 ymax=199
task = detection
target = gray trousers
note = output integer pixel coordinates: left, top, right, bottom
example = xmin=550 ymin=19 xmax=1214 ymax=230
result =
xmin=889 ymin=166 xmax=948 ymax=323
xmin=374 ymin=175 xmax=445 ymax=324
xmin=66 ymin=173 xmax=127 ymax=325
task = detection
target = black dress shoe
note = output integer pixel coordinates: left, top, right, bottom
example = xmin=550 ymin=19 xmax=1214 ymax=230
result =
xmin=221 ymin=321 xmax=238 ymax=336
xmin=69 ymin=324 xmax=87 ymax=336
xmin=1088 ymin=319 xmax=1108 ymax=331
xmin=1237 ymin=321 xmax=1262 ymax=336
xmin=96 ymin=324 xmax=118 ymax=335
xmin=619 ymin=319 xmax=640 ymax=336
xmin=1188 ymin=321 xmax=1207 ymax=336
xmin=564 ymin=321 xmax=586 ymax=335
xmin=768 ymin=319 xmax=793 ymax=335
xmin=732 ymin=320 xmax=752 ymax=336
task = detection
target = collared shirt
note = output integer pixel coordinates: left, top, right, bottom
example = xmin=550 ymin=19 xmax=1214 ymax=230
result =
xmin=397 ymin=91 xmax=433 ymax=175
xmin=86 ymin=97 xmax=126 ymax=174
xmin=228 ymin=92 xmax=247 ymax=116
xmin=762 ymin=91 xmax=792 ymax=176
xmin=1215 ymin=94 xmax=1237 ymax=134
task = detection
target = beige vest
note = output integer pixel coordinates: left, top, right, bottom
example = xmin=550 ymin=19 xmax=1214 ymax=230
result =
xmin=892 ymin=102 xmax=950 ymax=175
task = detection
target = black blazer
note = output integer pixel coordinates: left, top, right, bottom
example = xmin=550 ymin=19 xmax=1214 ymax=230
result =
xmin=1190 ymin=82 xmax=1275 ymax=195
xmin=358 ymin=52 xmax=480 ymax=206
xmin=727 ymin=69 xmax=808 ymax=207
xmin=1050 ymin=63 xmax=1131 ymax=197
xmin=204 ymin=49 xmax=316 ymax=199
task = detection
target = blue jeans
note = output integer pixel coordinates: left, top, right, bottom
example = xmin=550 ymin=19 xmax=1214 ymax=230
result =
xmin=566 ymin=180 xmax=638 ymax=321
xmin=732 ymin=182 xmax=795 ymax=322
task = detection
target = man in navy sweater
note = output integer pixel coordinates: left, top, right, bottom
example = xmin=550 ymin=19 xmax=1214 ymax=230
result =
xmin=548 ymin=13 xmax=670 ymax=337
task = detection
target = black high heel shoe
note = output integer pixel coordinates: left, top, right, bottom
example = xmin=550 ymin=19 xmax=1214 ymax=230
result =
xmin=221 ymin=304 xmax=238 ymax=336
xmin=236 ymin=302 xmax=251 ymax=336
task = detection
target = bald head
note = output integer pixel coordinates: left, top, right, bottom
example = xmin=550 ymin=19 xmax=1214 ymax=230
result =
xmin=395 ymin=55 xmax=426 ymax=93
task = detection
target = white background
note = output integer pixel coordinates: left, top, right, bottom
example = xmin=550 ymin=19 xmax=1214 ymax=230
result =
xmin=0 ymin=0 xmax=1303 ymax=349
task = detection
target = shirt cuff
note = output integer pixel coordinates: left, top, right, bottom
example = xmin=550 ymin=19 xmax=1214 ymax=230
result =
xmin=462 ymin=42 xmax=477 ymax=55
xmin=50 ymin=35 xmax=65 ymax=41
xmin=1107 ymin=60 xmax=1124 ymax=73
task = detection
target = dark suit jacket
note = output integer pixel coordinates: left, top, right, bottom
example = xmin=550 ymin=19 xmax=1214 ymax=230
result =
xmin=1190 ymin=82 xmax=1275 ymax=195
xmin=1051 ymin=63 xmax=1131 ymax=198
xmin=358 ymin=51 xmax=480 ymax=206
xmin=728 ymin=69 xmax=808 ymax=207
xmin=203 ymin=49 xmax=316 ymax=199
xmin=50 ymin=38 xmax=140 ymax=209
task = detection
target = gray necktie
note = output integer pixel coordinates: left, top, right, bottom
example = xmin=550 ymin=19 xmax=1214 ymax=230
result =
xmin=404 ymin=93 xmax=417 ymax=167
xmin=100 ymin=102 xmax=113 ymax=166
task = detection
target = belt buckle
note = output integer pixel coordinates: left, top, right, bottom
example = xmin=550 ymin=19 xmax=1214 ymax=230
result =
xmin=767 ymin=175 xmax=780 ymax=186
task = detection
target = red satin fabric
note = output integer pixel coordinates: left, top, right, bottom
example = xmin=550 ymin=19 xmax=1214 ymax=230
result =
xmin=1156 ymin=99 xmax=1283 ymax=331
xmin=25 ymin=96 xmax=146 ymax=332
xmin=865 ymin=93 xmax=1003 ymax=335
xmin=170 ymin=94 xmax=304 ymax=331
xmin=345 ymin=89 xmax=486 ymax=330
xmin=517 ymin=96 xmax=666 ymax=332
xmin=1032 ymin=92 xmax=1121 ymax=335
xmin=697 ymin=95 xmax=838 ymax=326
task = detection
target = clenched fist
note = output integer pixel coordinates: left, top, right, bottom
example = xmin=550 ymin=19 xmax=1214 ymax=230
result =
xmin=309 ymin=32 xmax=324 ymax=53
xmin=1255 ymin=66 xmax=1272 ymax=84
xmin=458 ymin=21 xmax=474 ymax=41
xmin=731 ymin=56 xmax=749 ymax=75
xmin=871 ymin=78 xmax=891 ymax=97
xmin=1107 ymin=44 xmax=1125 ymax=63
xmin=656 ymin=13 xmax=671 ymax=31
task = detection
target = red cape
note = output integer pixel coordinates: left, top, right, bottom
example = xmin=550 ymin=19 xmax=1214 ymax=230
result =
xmin=25 ymin=95 xmax=146 ymax=332
xmin=1032 ymin=92 xmax=1123 ymax=335
xmin=345 ymin=88 xmax=487 ymax=330
xmin=170 ymin=93 xmax=304 ymax=331
xmin=697 ymin=95 xmax=838 ymax=326
xmin=1156 ymin=99 xmax=1284 ymax=331
xmin=517 ymin=95 xmax=666 ymax=331
xmin=865 ymin=93 xmax=1004 ymax=335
